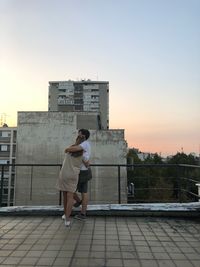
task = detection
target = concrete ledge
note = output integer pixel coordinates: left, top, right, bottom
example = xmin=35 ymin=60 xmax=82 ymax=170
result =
xmin=0 ymin=202 xmax=200 ymax=217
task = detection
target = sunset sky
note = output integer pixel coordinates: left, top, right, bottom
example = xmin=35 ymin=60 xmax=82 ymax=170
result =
xmin=1 ymin=0 xmax=200 ymax=156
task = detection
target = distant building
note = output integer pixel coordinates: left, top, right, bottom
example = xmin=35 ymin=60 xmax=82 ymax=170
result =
xmin=128 ymin=147 xmax=156 ymax=161
xmin=137 ymin=152 xmax=155 ymax=161
xmin=48 ymin=80 xmax=109 ymax=129
xmin=0 ymin=126 xmax=17 ymax=206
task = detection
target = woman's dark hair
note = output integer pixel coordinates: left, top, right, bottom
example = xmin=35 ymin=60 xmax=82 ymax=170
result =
xmin=79 ymin=129 xmax=90 ymax=140
xmin=70 ymin=135 xmax=85 ymax=158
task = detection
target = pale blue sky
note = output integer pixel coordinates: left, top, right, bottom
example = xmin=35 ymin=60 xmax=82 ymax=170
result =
xmin=0 ymin=0 xmax=200 ymax=156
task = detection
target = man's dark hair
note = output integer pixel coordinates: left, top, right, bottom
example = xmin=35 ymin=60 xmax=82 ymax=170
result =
xmin=79 ymin=129 xmax=90 ymax=140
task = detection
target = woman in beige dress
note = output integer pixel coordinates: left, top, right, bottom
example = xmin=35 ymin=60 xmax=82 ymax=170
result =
xmin=57 ymin=136 xmax=85 ymax=227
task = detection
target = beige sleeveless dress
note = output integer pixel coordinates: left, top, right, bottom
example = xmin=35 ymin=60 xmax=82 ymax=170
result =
xmin=56 ymin=153 xmax=83 ymax=192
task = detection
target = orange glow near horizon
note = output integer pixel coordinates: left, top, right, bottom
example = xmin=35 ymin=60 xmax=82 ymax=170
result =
xmin=1 ymin=108 xmax=199 ymax=157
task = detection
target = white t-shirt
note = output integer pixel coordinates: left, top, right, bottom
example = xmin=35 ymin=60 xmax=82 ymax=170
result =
xmin=80 ymin=140 xmax=91 ymax=170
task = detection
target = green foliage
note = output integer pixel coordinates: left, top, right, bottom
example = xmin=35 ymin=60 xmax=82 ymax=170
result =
xmin=144 ymin=153 xmax=163 ymax=164
xmin=127 ymin=149 xmax=142 ymax=164
xmin=127 ymin=150 xmax=200 ymax=203
xmin=167 ymin=152 xmax=198 ymax=165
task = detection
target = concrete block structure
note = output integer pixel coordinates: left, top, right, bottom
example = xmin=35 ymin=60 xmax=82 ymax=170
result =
xmin=14 ymin=112 xmax=127 ymax=206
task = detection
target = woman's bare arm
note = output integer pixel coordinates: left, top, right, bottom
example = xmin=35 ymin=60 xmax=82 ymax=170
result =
xmin=65 ymin=145 xmax=83 ymax=153
xmin=83 ymin=159 xmax=90 ymax=167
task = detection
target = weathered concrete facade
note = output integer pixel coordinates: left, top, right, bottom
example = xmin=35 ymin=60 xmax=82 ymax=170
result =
xmin=15 ymin=112 xmax=127 ymax=205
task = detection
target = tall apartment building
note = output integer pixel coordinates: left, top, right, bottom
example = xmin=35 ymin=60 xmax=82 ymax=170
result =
xmin=0 ymin=126 xmax=17 ymax=206
xmin=48 ymin=80 xmax=109 ymax=129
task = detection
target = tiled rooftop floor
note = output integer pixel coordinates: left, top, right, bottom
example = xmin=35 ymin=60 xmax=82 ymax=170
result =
xmin=0 ymin=216 xmax=199 ymax=267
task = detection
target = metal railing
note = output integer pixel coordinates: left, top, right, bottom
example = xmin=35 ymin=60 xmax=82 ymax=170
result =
xmin=127 ymin=163 xmax=200 ymax=203
xmin=0 ymin=163 xmax=200 ymax=207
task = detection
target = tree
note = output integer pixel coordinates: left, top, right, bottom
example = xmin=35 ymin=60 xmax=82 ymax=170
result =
xmin=166 ymin=152 xmax=199 ymax=201
xmin=127 ymin=148 xmax=142 ymax=164
xmin=166 ymin=152 xmax=197 ymax=165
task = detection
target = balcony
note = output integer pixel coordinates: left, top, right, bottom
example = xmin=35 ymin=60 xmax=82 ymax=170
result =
xmin=0 ymin=152 xmax=11 ymax=158
xmin=0 ymin=163 xmax=200 ymax=267
xmin=0 ymin=137 xmax=11 ymax=143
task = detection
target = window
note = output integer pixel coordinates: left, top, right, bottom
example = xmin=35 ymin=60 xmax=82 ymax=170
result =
xmin=0 ymin=160 xmax=8 ymax=164
xmin=58 ymin=89 xmax=66 ymax=93
xmin=1 ymin=145 xmax=8 ymax=151
xmin=3 ymin=189 xmax=8 ymax=194
xmin=2 ymin=131 xmax=10 ymax=137
xmin=91 ymin=95 xmax=99 ymax=99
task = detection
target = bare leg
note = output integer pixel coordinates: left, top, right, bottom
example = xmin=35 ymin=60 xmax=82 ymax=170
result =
xmin=66 ymin=192 xmax=74 ymax=221
xmin=63 ymin=191 xmax=67 ymax=216
xmin=81 ymin=192 xmax=88 ymax=215
xmin=73 ymin=192 xmax=81 ymax=203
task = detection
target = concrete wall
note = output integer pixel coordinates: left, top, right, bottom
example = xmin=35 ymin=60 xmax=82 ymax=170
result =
xmin=99 ymin=83 xmax=109 ymax=129
xmin=76 ymin=113 xmax=99 ymax=130
xmin=89 ymin=130 xmax=127 ymax=204
xmin=48 ymin=83 xmax=59 ymax=111
xmin=15 ymin=112 xmax=127 ymax=206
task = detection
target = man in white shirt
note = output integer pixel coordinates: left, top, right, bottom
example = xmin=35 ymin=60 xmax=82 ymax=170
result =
xmin=65 ymin=129 xmax=91 ymax=220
